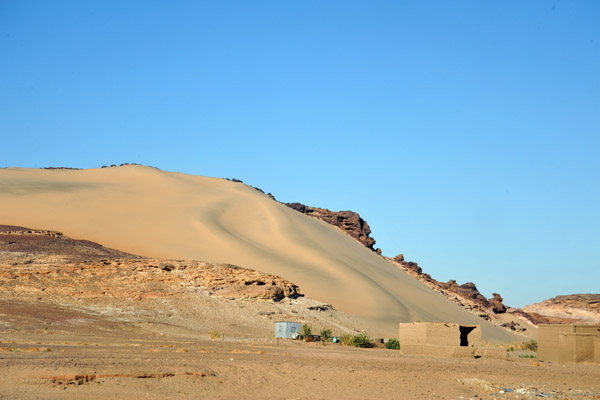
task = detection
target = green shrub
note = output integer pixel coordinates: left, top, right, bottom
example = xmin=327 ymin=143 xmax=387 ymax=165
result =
xmin=340 ymin=333 xmax=354 ymax=346
xmin=351 ymin=333 xmax=373 ymax=348
xmin=385 ymin=338 xmax=400 ymax=350
xmin=209 ymin=330 xmax=220 ymax=341
xmin=521 ymin=340 xmax=537 ymax=352
xmin=339 ymin=333 xmax=374 ymax=348
xmin=519 ymin=354 xmax=536 ymax=359
xmin=320 ymin=329 xmax=332 ymax=341
xmin=301 ymin=324 xmax=313 ymax=338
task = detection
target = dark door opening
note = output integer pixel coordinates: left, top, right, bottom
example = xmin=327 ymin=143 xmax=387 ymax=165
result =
xmin=459 ymin=326 xmax=476 ymax=346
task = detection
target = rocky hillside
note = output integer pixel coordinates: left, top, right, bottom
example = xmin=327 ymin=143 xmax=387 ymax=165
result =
xmin=278 ymin=197 xmax=598 ymax=329
xmin=383 ymin=255 xmax=532 ymax=332
xmin=0 ymin=225 xmax=300 ymax=302
xmin=278 ymin=201 xmax=528 ymax=329
xmin=520 ymin=294 xmax=600 ymax=325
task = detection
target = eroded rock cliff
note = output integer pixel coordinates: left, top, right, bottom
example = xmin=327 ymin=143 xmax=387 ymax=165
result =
xmin=284 ymin=203 xmax=379 ymax=253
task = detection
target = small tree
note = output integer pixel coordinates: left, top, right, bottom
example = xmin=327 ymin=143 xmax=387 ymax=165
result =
xmin=301 ymin=324 xmax=313 ymax=339
xmin=385 ymin=338 xmax=400 ymax=350
xmin=320 ymin=329 xmax=332 ymax=341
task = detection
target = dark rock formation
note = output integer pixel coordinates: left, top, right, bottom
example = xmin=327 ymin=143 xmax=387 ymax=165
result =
xmin=284 ymin=203 xmax=378 ymax=252
xmin=390 ymin=254 xmax=512 ymax=317
xmin=501 ymin=321 xmax=526 ymax=332
xmin=0 ymin=225 xmax=136 ymax=261
xmin=438 ymin=281 xmax=493 ymax=309
xmin=489 ymin=293 xmax=507 ymax=314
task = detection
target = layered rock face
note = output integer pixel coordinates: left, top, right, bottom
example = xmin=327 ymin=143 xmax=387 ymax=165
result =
xmin=0 ymin=225 xmax=301 ymax=302
xmin=519 ymin=294 xmax=600 ymax=325
xmin=284 ymin=203 xmax=379 ymax=253
xmin=0 ymin=225 xmax=134 ymax=261
xmin=0 ymin=257 xmax=301 ymax=302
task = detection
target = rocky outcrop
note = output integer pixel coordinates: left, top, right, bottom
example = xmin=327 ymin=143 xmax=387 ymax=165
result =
xmin=0 ymin=225 xmax=135 ymax=261
xmin=0 ymin=256 xmax=301 ymax=302
xmin=388 ymin=255 xmax=510 ymax=323
xmin=501 ymin=320 xmax=526 ymax=332
xmin=284 ymin=203 xmax=379 ymax=252
xmin=518 ymin=294 xmax=600 ymax=325
xmin=490 ymin=293 xmax=507 ymax=314
xmin=390 ymin=252 xmax=600 ymax=327
xmin=222 ymin=179 xmax=380 ymax=253
xmin=0 ymin=225 xmax=301 ymax=301
xmin=438 ymin=281 xmax=495 ymax=310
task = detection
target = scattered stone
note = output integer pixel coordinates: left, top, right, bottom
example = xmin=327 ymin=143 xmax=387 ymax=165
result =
xmin=307 ymin=304 xmax=334 ymax=312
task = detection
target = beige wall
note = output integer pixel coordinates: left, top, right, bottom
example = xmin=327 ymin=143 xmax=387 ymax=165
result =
xmin=399 ymin=322 xmax=488 ymax=359
xmin=538 ymin=325 xmax=574 ymax=362
xmin=559 ymin=334 xmax=596 ymax=363
xmin=538 ymin=325 xmax=600 ymax=364
xmin=399 ymin=322 xmax=481 ymax=347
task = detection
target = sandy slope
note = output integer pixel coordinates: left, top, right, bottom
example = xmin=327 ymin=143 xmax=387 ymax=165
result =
xmin=0 ymin=166 xmax=521 ymax=341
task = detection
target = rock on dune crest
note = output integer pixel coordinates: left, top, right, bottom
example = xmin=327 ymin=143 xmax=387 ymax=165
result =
xmin=0 ymin=165 xmax=521 ymax=341
xmin=284 ymin=202 xmax=379 ymax=253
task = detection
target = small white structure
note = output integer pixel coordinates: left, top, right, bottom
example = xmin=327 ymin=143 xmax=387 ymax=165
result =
xmin=275 ymin=322 xmax=301 ymax=339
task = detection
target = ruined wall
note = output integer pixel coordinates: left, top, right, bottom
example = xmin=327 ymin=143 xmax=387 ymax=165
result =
xmin=559 ymin=333 xmax=596 ymax=363
xmin=399 ymin=322 xmax=481 ymax=347
xmin=538 ymin=325 xmax=574 ymax=362
xmin=398 ymin=322 xmax=490 ymax=359
xmin=538 ymin=324 xmax=600 ymax=363
xmin=398 ymin=322 xmax=427 ymax=346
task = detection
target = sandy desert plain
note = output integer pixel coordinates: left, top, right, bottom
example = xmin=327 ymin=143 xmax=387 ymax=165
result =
xmin=0 ymin=165 xmax=599 ymax=399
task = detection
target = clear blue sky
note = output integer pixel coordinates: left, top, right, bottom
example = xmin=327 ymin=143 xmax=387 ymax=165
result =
xmin=1 ymin=1 xmax=598 ymax=307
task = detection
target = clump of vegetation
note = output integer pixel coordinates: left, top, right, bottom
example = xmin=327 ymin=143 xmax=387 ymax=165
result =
xmin=209 ymin=330 xmax=220 ymax=341
xmin=301 ymin=324 xmax=313 ymax=339
xmin=340 ymin=334 xmax=354 ymax=346
xmin=351 ymin=333 xmax=373 ymax=348
xmin=320 ymin=329 xmax=332 ymax=341
xmin=340 ymin=333 xmax=373 ymax=348
xmin=519 ymin=354 xmax=536 ymax=359
xmin=385 ymin=338 xmax=400 ymax=350
xmin=521 ymin=340 xmax=537 ymax=352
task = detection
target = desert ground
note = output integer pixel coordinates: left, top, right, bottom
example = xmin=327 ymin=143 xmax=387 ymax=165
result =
xmin=0 ymin=229 xmax=598 ymax=400
xmin=0 ymin=302 xmax=598 ymax=400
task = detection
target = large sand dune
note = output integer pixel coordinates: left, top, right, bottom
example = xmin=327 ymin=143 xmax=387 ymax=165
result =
xmin=0 ymin=166 xmax=520 ymax=341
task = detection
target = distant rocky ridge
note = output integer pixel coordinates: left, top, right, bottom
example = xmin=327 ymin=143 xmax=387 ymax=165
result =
xmin=390 ymin=254 xmax=508 ymax=314
xmin=387 ymin=253 xmax=600 ymax=327
xmin=385 ymin=255 xmax=521 ymax=327
xmin=520 ymin=294 xmax=600 ymax=325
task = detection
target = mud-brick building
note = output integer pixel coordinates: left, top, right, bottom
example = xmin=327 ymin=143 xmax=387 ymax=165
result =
xmin=538 ymin=324 xmax=600 ymax=363
xmin=398 ymin=322 xmax=505 ymax=359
